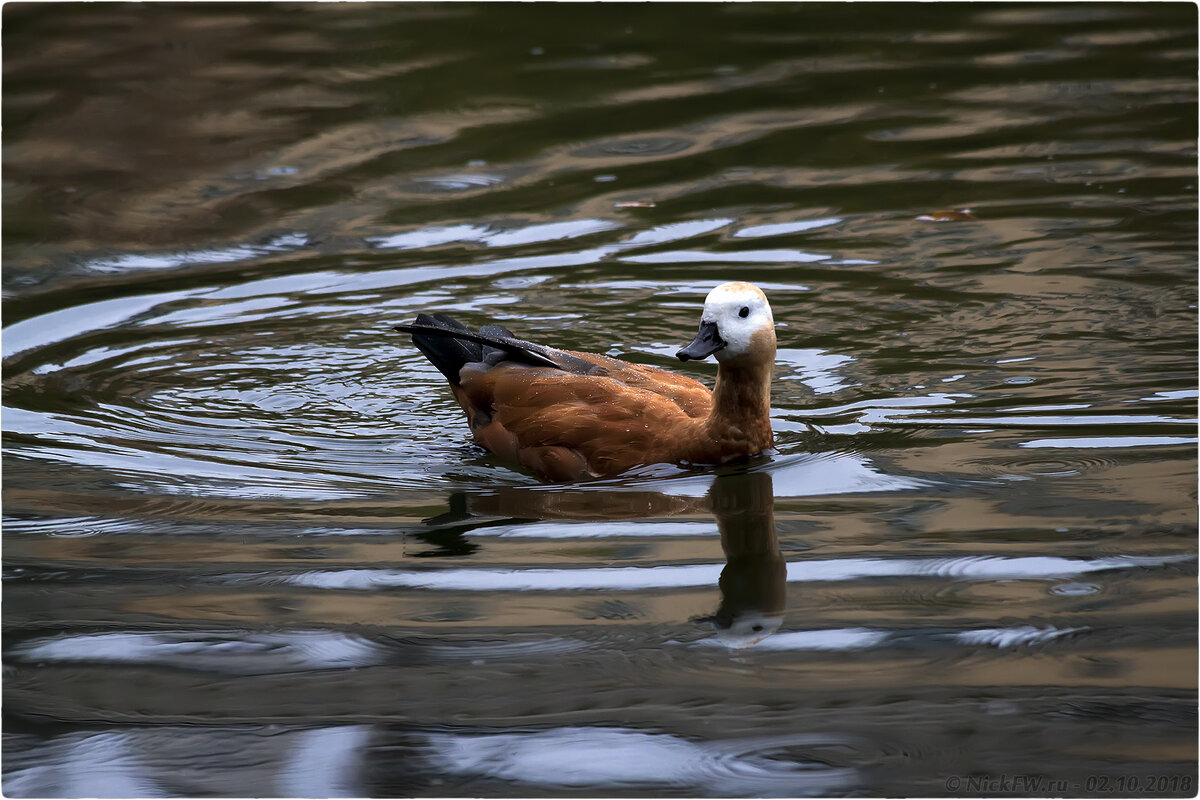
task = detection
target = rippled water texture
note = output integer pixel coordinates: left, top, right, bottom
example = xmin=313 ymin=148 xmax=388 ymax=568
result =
xmin=3 ymin=3 xmax=1197 ymax=797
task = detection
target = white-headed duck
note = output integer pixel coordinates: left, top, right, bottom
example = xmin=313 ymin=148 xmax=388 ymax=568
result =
xmin=394 ymin=281 xmax=776 ymax=481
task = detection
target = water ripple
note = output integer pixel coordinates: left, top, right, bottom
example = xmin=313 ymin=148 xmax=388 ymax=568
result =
xmin=12 ymin=630 xmax=386 ymax=674
xmin=1021 ymin=436 xmax=1197 ymax=449
xmin=246 ymin=553 xmax=1194 ymax=593
xmin=572 ymin=136 xmax=694 ymax=158
xmin=423 ymin=727 xmax=859 ymax=795
xmin=694 ymin=625 xmax=1086 ymax=652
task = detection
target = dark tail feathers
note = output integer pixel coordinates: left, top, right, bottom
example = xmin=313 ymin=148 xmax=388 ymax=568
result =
xmin=404 ymin=313 xmax=482 ymax=385
xmin=394 ymin=313 xmax=569 ymax=385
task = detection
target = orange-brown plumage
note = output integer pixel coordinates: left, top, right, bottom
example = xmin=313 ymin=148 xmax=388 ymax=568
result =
xmin=395 ymin=281 xmax=777 ymax=482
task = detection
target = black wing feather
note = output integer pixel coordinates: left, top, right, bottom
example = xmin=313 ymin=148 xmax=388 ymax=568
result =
xmin=393 ymin=315 xmax=604 ymax=384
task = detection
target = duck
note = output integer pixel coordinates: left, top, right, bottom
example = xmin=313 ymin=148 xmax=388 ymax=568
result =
xmin=393 ymin=281 xmax=776 ymax=481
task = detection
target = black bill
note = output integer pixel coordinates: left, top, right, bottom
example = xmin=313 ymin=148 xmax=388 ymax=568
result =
xmin=676 ymin=319 xmax=726 ymax=361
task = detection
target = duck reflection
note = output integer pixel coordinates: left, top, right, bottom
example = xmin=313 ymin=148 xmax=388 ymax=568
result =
xmin=421 ymin=467 xmax=786 ymax=647
xmin=697 ymin=470 xmax=787 ymax=647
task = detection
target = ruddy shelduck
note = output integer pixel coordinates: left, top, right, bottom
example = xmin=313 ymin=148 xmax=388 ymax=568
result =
xmin=394 ymin=281 xmax=776 ymax=481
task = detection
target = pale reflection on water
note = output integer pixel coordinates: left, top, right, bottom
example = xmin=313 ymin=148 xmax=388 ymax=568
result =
xmin=423 ymin=727 xmax=861 ymax=795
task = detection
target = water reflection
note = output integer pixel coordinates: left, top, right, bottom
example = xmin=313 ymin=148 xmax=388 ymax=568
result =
xmin=4 ymin=726 xmax=371 ymax=799
xmin=697 ymin=470 xmax=787 ymax=648
xmin=446 ymin=468 xmax=790 ymax=648
xmin=421 ymin=727 xmax=859 ymax=795
xmin=4 ymin=1 xmax=1196 ymax=795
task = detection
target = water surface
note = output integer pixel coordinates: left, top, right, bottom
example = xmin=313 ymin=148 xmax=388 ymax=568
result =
xmin=3 ymin=3 xmax=1197 ymax=796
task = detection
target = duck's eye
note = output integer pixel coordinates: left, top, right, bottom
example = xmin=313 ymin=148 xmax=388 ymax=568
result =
xmin=739 ymin=306 xmax=750 ymax=318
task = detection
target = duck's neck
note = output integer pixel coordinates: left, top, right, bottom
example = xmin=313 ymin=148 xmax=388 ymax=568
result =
xmin=706 ymin=355 xmax=774 ymax=449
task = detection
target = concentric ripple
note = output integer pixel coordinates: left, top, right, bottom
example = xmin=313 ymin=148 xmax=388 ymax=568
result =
xmin=423 ymin=727 xmax=861 ymax=795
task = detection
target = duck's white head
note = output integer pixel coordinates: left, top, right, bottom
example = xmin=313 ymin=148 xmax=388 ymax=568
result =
xmin=677 ymin=281 xmax=775 ymax=363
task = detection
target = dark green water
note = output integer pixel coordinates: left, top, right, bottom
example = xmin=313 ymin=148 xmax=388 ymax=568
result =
xmin=3 ymin=3 xmax=1197 ymax=796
